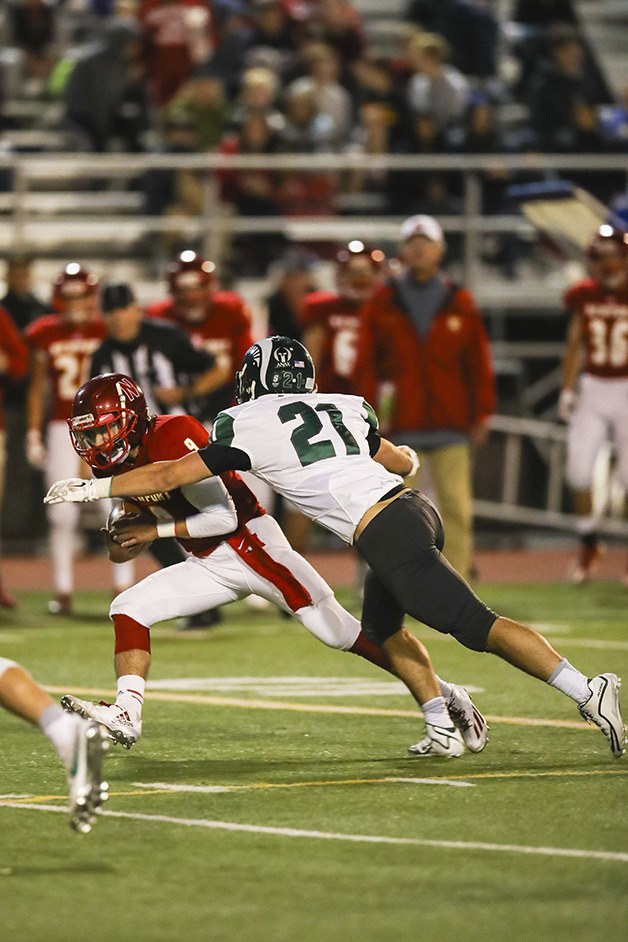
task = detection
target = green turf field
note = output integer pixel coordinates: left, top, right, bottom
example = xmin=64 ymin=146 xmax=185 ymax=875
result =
xmin=1 ymin=582 xmax=627 ymax=942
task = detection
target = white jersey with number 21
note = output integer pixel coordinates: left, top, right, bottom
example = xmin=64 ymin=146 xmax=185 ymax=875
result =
xmin=211 ymin=393 xmax=402 ymax=544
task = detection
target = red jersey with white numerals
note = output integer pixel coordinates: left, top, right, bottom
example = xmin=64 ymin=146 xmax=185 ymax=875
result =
xmin=564 ymin=278 xmax=628 ymax=378
xmin=147 ymin=292 xmax=254 ymax=419
xmin=110 ymin=413 xmax=264 ymax=558
xmin=301 ymin=291 xmax=362 ymax=395
xmin=25 ymin=314 xmax=107 ymax=421
xmin=147 ymin=292 xmax=253 ymax=372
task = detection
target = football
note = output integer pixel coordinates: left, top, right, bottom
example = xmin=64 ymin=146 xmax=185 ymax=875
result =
xmin=105 ymin=500 xmax=155 ymax=562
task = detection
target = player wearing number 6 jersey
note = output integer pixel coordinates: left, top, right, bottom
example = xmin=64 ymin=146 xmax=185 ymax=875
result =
xmin=559 ymin=225 xmax=628 ymax=585
xmin=25 ymin=264 xmax=134 ymax=614
xmin=46 ymin=338 xmax=627 ymax=758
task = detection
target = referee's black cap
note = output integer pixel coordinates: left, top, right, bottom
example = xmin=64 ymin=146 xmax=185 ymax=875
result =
xmin=101 ymin=281 xmax=136 ymax=313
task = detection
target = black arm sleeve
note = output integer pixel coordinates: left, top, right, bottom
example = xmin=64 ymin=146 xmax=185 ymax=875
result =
xmin=367 ymin=427 xmax=381 ymax=457
xmin=199 ymin=442 xmax=251 ymax=474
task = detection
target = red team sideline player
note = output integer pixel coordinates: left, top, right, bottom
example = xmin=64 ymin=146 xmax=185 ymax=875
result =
xmin=302 ymin=241 xmax=385 ymax=396
xmin=59 ymin=372 xmax=486 ymax=756
xmin=25 ymin=264 xmax=134 ymax=614
xmin=146 ymin=250 xmax=254 ymax=424
xmin=559 ymin=225 xmax=628 ymax=584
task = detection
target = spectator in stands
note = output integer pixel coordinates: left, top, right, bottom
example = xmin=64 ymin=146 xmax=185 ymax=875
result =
xmin=405 ymin=33 xmax=470 ymax=135
xmin=165 ymin=74 xmax=227 ymax=151
xmin=0 ymin=306 xmax=29 ymax=608
xmin=526 ymin=28 xmax=609 ymax=153
xmin=355 ymin=214 xmax=495 ymax=581
xmin=246 ymin=0 xmax=302 ymax=76
xmin=138 ymin=0 xmax=214 ymax=107
xmin=5 ymin=0 xmax=59 ymax=82
xmin=406 ymin=0 xmax=498 ymax=81
xmin=298 ymin=41 xmax=353 ymax=149
xmin=63 ymin=17 xmax=150 ymax=152
xmin=227 ymin=66 xmax=283 ymax=130
xmin=216 ymin=109 xmax=286 ymax=273
xmin=308 ymin=0 xmax=365 ymax=71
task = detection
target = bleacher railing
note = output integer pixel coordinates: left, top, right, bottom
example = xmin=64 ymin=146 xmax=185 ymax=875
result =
xmin=0 ymin=151 xmax=626 ymax=300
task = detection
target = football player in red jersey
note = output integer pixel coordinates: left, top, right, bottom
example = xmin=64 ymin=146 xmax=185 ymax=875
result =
xmin=146 ymin=250 xmax=254 ymax=425
xmin=25 ymin=265 xmax=134 ymax=614
xmin=302 ymin=241 xmax=385 ymax=396
xmin=59 ymin=372 xmax=487 ymax=755
xmin=0 ymin=307 xmax=29 ymax=607
xmin=559 ymin=225 xmax=628 ymax=585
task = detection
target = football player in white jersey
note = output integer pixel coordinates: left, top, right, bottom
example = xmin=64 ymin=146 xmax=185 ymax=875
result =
xmin=45 ymin=337 xmax=626 ymax=758
xmin=0 ymin=657 xmax=109 ymax=831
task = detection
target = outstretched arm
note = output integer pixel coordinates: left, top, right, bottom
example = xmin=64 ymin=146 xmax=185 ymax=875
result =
xmin=45 ymin=451 xmax=213 ymax=504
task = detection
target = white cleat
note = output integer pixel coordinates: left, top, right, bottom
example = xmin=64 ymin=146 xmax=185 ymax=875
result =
xmin=446 ymin=684 xmax=488 ymax=753
xmin=578 ymin=673 xmax=626 ymax=758
xmin=61 ymin=695 xmax=141 ymax=750
xmin=408 ymin=723 xmax=465 ymax=758
xmin=68 ymin=720 xmax=109 ymax=833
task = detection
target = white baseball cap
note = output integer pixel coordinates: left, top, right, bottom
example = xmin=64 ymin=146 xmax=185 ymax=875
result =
xmin=400 ymin=214 xmax=444 ymax=243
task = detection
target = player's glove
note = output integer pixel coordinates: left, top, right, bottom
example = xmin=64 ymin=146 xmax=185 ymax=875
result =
xmin=44 ymin=476 xmax=112 ymax=505
xmin=397 ymin=444 xmax=420 ymax=479
xmin=558 ymin=388 xmax=576 ymax=423
xmin=26 ymin=429 xmax=46 ymax=470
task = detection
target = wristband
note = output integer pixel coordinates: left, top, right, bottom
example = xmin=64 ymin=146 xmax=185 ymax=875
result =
xmin=156 ymin=519 xmax=177 ymax=538
xmin=92 ymin=476 xmax=113 ymax=499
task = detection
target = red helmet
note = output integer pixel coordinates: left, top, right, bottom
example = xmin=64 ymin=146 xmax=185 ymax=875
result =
xmin=167 ymin=251 xmax=216 ymax=322
xmin=52 ymin=263 xmax=99 ymax=314
xmin=586 ymin=225 xmax=628 ymax=288
xmin=587 ymin=224 xmax=628 ymax=260
xmin=68 ymin=373 xmax=150 ymax=470
xmin=335 ymin=241 xmax=386 ymax=300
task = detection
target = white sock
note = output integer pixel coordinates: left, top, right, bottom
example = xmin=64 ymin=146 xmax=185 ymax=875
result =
xmin=575 ymin=516 xmax=596 ymax=536
xmin=547 ymin=658 xmax=590 ymax=704
xmin=38 ymin=705 xmax=80 ymax=770
xmin=116 ymin=674 xmax=145 ymax=715
xmin=421 ymin=696 xmax=453 ymax=727
xmin=436 ymin=676 xmax=453 ymax=701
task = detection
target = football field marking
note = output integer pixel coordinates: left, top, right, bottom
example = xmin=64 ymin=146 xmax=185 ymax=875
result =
xmin=132 ymin=777 xmax=476 ymax=793
xmin=2 ymin=801 xmax=627 ymax=863
xmin=43 ymin=685 xmax=596 ymax=732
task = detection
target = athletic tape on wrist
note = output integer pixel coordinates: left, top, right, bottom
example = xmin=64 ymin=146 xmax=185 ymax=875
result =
xmin=156 ymin=519 xmax=177 ymax=539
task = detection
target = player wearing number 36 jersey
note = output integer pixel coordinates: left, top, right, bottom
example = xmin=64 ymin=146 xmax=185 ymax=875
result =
xmin=559 ymin=225 xmax=628 ymax=585
xmin=46 ymin=337 xmax=627 ymax=758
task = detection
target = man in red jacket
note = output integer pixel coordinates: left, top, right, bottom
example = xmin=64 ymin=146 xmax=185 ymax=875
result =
xmin=355 ymin=214 xmax=495 ymax=579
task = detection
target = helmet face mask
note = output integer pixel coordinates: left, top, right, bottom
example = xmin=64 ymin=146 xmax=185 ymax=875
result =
xmin=235 ymin=336 xmax=316 ymax=404
xmin=69 ymin=373 xmax=150 ymax=470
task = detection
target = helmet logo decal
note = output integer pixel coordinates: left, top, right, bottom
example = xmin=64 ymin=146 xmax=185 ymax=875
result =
xmin=274 ymin=346 xmax=292 ymax=365
xmin=116 ymin=377 xmax=141 ymax=405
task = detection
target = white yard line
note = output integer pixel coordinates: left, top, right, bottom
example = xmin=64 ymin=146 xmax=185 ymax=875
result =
xmin=1 ymin=801 xmax=626 ymax=863
xmin=132 ymin=777 xmax=475 ymax=794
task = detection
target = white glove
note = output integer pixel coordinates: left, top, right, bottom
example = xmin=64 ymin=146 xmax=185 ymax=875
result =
xmin=558 ymin=388 xmax=576 ymax=423
xmin=26 ymin=429 xmax=46 ymax=470
xmin=397 ymin=444 xmax=420 ymax=479
xmin=44 ymin=476 xmax=112 ymax=505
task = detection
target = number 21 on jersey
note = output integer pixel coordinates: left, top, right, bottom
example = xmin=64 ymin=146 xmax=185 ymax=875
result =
xmin=278 ymin=401 xmax=361 ymax=467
